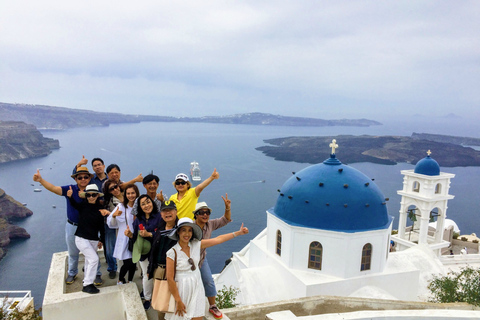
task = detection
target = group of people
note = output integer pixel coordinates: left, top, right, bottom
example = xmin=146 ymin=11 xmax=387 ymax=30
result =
xmin=33 ymin=156 xmax=249 ymax=320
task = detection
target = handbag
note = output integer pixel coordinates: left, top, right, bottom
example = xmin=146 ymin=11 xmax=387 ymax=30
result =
xmin=152 ymin=248 xmax=177 ymax=313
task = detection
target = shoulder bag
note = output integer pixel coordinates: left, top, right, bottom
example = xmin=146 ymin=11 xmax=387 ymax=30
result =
xmin=151 ymin=248 xmax=176 ymax=313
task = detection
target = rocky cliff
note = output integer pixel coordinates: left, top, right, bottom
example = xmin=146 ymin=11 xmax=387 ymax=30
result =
xmin=0 ymin=121 xmax=60 ymax=163
xmin=0 ymin=102 xmax=141 ymax=130
xmin=0 ymin=188 xmax=31 ymax=260
xmin=0 ymin=102 xmax=381 ymax=130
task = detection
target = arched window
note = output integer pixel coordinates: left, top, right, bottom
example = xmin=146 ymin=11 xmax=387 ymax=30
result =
xmin=276 ymin=230 xmax=282 ymax=256
xmin=308 ymin=242 xmax=322 ymax=270
xmin=361 ymin=243 xmax=372 ymax=271
xmin=435 ymin=183 xmax=442 ymax=194
xmin=413 ymin=181 xmax=420 ymax=192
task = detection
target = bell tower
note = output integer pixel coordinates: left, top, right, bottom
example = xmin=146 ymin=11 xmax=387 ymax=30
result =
xmin=395 ymin=151 xmax=455 ymax=255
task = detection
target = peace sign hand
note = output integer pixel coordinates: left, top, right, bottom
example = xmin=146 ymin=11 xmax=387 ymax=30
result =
xmin=222 ymin=193 xmax=231 ymax=210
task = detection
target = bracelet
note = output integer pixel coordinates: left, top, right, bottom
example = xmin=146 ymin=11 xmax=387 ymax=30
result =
xmin=232 ymin=232 xmax=236 ymax=238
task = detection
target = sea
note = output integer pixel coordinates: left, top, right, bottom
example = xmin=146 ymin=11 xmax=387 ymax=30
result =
xmin=0 ymin=115 xmax=479 ymax=307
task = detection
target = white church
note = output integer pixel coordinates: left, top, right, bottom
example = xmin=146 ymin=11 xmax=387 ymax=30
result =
xmin=214 ymin=141 xmax=476 ymax=305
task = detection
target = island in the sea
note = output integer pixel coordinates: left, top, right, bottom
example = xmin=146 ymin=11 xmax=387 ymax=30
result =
xmin=256 ymin=134 xmax=480 ymax=167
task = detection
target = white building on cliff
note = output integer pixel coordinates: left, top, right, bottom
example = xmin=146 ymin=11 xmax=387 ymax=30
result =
xmin=214 ymin=143 xmax=479 ymax=306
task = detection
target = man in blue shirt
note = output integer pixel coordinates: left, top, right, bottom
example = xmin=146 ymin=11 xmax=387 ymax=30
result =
xmin=33 ymin=166 xmax=100 ymax=285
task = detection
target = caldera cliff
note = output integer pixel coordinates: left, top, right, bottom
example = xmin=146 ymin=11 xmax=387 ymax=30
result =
xmin=0 ymin=188 xmax=31 ymax=260
xmin=0 ymin=120 xmax=59 ymax=163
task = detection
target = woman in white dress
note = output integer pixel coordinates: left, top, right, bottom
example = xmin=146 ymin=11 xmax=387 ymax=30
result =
xmin=107 ymin=184 xmax=139 ymax=284
xmin=166 ymin=217 xmax=249 ymax=320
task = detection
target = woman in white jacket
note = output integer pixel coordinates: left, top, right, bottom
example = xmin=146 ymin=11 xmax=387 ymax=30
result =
xmin=107 ymin=184 xmax=139 ymax=284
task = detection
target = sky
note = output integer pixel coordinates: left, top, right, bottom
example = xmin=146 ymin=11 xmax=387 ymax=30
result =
xmin=1 ymin=1 xmax=479 ymax=119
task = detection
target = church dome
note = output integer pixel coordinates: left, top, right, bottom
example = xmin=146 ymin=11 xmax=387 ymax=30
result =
xmin=272 ymin=155 xmax=392 ymax=232
xmin=414 ymin=154 xmax=440 ymax=176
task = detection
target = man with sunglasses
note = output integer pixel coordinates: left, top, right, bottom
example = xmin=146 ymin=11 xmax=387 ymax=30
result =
xmin=33 ymin=166 xmax=94 ymax=285
xmin=193 ymin=194 xmax=232 ymax=319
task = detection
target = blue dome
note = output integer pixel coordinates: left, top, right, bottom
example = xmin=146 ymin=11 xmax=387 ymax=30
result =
xmin=272 ymin=155 xmax=392 ymax=233
xmin=414 ymin=155 xmax=440 ymax=176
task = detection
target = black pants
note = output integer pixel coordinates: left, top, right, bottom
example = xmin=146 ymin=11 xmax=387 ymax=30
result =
xmin=119 ymin=258 xmax=136 ymax=283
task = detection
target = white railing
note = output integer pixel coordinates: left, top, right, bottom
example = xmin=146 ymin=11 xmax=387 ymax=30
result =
xmin=0 ymin=290 xmax=33 ymax=314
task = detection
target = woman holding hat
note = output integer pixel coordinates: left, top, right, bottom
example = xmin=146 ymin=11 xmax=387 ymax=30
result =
xmin=66 ymin=184 xmax=105 ymax=294
xmin=165 ymin=217 xmax=248 ymax=320
xmin=125 ymin=194 xmax=163 ymax=310
xmin=169 ymin=168 xmax=219 ymax=220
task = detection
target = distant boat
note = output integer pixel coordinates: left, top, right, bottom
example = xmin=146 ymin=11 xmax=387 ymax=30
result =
xmin=33 ymin=189 xmax=42 ymax=192
xmin=190 ymin=161 xmax=201 ymax=181
xmin=52 ymin=205 xmax=56 ymax=208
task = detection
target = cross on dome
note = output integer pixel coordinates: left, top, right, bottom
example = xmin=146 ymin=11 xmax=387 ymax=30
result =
xmin=427 ymin=150 xmax=432 ymax=156
xmin=330 ymin=139 xmax=338 ymax=154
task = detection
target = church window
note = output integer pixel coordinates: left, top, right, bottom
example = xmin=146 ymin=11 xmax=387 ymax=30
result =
xmin=413 ymin=181 xmax=420 ymax=192
xmin=308 ymin=242 xmax=322 ymax=270
xmin=361 ymin=243 xmax=372 ymax=271
xmin=435 ymin=183 xmax=442 ymax=194
xmin=276 ymin=230 xmax=282 ymax=256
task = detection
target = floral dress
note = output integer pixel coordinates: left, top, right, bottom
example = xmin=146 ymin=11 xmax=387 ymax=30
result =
xmin=165 ymin=240 xmax=205 ymax=320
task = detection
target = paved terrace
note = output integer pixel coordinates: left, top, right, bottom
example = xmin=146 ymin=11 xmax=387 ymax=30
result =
xmin=43 ymin=251 xmax=225 ymax=320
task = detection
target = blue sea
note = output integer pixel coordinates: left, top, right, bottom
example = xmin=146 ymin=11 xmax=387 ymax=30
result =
xmin=0 ymin=116 xmax=479 ymax=307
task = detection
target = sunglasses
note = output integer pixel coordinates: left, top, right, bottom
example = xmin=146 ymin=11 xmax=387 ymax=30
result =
xmin=175 ymin=181 xmax=187 ymax=186
xmin=76 ymin=175 xmax=90 ymax=181
xmin=187 ymin=258 xmax=196 ymax=271
xmin=109 ymin=185 xmax=119 ymax=192
xmin=86 ymin=193 xmax=99 ymax=198
xmin=196 ymin=210 xmax=211 ymax=216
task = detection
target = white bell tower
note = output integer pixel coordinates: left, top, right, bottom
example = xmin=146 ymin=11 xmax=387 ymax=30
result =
xmin=395 ymin=150 xmax=455 ymax=255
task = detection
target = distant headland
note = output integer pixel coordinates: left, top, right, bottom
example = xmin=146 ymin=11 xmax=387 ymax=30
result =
xmin=0 ymin=102 xmax=381 ymax=130
xmin=0 ymin=121 xmax=59 ymax=163
xmin=256 ymin=134 xmax=480 ymax=167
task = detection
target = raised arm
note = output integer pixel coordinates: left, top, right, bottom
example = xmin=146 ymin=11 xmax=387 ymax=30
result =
xmin=119 ymin=173 xmax=143 ymax=190
xmin=201 ymin=223 xmax=248 ymax=249
xmin=195 ymin=168 xmax=219 ymax=197
xmin=222 ymin=193 xmax=231 ymax=221
xmin=33 ymin=169 xmax=62 ymax=195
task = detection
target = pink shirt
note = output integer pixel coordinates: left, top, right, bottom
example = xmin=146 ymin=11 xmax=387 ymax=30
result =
xmin=199 ymin=216 xmax=230 ymax=267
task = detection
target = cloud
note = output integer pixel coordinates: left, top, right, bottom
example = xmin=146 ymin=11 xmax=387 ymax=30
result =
xmin=1 ymin=1 xmax=479 ymax=118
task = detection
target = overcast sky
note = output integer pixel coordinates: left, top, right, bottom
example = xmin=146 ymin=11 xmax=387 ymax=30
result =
xmin=1 ymin=1 xmax=479 ymax=119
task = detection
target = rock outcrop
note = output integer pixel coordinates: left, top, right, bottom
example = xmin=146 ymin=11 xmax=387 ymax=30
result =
xmin=0 ymin=188 xmax=32 ymax=260
xmin=0 ymin=120 xmax=59 ymax=163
